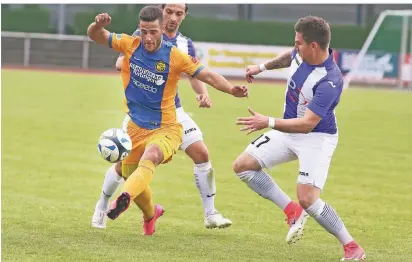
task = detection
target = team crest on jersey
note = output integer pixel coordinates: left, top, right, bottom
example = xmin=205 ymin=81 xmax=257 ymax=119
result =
xmin=155 ymin=61 xmax=166 ymax=72
xmin=115 ymin=34 xmax=122 ymax=40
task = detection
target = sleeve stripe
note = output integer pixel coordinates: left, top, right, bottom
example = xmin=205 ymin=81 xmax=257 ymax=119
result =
xmin=108 ymin=33 xmax=113 ymax=48
xmin=192 ymin=66 xmax=204 ymax=77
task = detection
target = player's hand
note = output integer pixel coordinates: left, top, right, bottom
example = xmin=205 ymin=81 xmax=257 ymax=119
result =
xmin=196 ymin=94 xmax=212 ymax=108
xmin=95 ymin=13 xmax=111 ymax=27
xmin=245 ymin=65 xmax=261 ymax=83
xmin=231 ymin=85 xmax=249 ymax=98
xmin=236 ymin=107 xmax=269 ymax=135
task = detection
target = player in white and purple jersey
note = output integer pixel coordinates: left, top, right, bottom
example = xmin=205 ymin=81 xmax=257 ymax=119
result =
xmin=92 ymin=4 xmax=232 ymax=230
xmin=233 ymin=16 xmax=365 ymax=261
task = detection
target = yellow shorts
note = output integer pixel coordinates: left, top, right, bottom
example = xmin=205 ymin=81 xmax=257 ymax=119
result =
xmin=122 ymin=120 xmax=183 ymax=165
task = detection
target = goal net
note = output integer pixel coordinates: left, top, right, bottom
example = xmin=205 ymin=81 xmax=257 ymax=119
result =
xmin=343 ymin=10 xmax=412 ymax=90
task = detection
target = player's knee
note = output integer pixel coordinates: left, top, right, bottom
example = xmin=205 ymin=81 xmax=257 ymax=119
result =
xmin=185 ymin=141 xmax=209 ymax=164
xmin=141 ymin=144 xmax=164 ymax=166
xmin=297 ymin=184 xmax=320 ymax=209
xmin=114 ymin=161 xmax=122 ymax=176
xmin=233 ymin=152 xmax=261 ymax=174
xmin=233 ymin=158 xmax=248 ymax=174
xmin=298 ymin=197 xmax=315 ymax=209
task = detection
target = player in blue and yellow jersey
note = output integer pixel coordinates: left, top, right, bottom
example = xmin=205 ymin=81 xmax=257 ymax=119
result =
xmin=92 ymin=4 xmax=232 ymax=231
xmin=87 ymin=6 xmax=248 ymax=235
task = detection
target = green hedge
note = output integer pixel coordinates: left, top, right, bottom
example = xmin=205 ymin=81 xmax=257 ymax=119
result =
xmin=180 ymin=17 xmax=371 ymax=50
xmin=72 ymin=11 xmax=370 ymax=49
xmin=1 ymin=5 xmax=55 ymax=33
xmin=72 ymin=9 xmax=140 ymax=37
xmin=72 ymin=11 xmax=407 ymax=52
xmin=2 ymin=7 xmax=408 ymax=52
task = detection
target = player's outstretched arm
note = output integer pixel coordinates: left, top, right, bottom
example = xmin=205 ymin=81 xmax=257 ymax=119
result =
xmin=188 ymin=76 xmax=212 ymax=108
xmin=236 ymin=107 xmax=321 ymax=135
xmin=87 ymin=13 xmax=112 ymax=45
xmin=174 ymin=48 xmax=246 ymax=98
xmin=246 ymin=50 xmax=293 ymax=83
xmin=236 ymin=81 xmax=341 ymax=134
xmin=264 ymin=50 xmax=293 ymax=70
xmin=195 ymin=68 xmax=248 ymax=98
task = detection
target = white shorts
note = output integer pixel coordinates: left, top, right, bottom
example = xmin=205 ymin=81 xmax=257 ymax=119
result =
xmin=121 ymin=106 xmax=203 ymax=151
xmin=245 ymin=130 xmax=338 ymax=190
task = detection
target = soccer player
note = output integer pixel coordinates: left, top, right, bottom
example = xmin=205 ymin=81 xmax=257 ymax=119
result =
xmin=233 ymin=16 xmax=365 ymax=261
xmin=87 ymin=6 xmax=248 ymax=235
xmin=92 ymin=4 xmax=232 ymax=230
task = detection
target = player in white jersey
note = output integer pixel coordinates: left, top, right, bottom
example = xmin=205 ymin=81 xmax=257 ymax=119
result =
xmin=233 ymin=16 xmax=365 ymax=261
xmin=91 ymin=3 xmax=232 ymax=230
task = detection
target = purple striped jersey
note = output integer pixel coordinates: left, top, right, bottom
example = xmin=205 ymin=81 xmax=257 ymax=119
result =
xmin=284 ymin=48 xmax=343 ymax=134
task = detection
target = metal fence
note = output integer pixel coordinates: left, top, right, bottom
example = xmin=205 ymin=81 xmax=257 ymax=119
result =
xmin=1 ymin=31 xmax=118 ymax=70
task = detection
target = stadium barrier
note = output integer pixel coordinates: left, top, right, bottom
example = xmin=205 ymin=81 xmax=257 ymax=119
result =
xmin=1 ymin=31 xmax=410 ymax=85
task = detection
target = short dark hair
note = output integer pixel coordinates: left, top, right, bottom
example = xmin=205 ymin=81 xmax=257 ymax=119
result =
xmin=139 ymin=5 xmax=163 ymax=25
xmin=161 ymin=4 xmax=189 ymax=13
xmin=294 ymin=16 xmax=331 ymax=50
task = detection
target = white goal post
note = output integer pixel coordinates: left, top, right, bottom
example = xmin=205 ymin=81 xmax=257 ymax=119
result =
xmin=344 ymin=9 xmax=412 ymax=89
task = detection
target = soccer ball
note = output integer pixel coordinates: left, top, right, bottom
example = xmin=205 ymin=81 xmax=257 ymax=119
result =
xmin=97 ymin=128 xmax=132 ymax=163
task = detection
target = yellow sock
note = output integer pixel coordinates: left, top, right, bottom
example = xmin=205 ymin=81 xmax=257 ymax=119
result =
xmin=122 ymin=160 xmax=155 ymax=199
xmin=133 ymin=185 xmax=155 ymax=220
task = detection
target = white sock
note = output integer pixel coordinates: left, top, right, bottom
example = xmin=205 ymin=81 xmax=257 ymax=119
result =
xmin=305 ymin=198 xmax=354 ymax=245
xmin=237 ymin=170 xmax=291 ymax=210
xmin=98 ymin=164 xmax=123 ymax=210
xmin=194 ymin=162 xmax=216 ymax=216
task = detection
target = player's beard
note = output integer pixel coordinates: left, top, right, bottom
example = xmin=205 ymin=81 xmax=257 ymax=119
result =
xmin=144 ymin=39 xmax=162 ymax=53
xmin=165 ymin=22 xmax=178 ymax=33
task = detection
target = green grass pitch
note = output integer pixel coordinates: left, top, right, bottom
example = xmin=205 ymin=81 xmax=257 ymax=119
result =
xmin=2 ymin=69 xmax=412 ymax=261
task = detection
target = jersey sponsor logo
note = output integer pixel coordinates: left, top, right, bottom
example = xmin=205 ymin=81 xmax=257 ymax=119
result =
xmin=184 ymin=127 xmax=197 ymax=135
xmin=155 ymin=61 xmax=166 ymax=72
xmin=130 ymin=63 xmax=165 ymax=86
xmin=132 ymin=79 xmax=158 ymax=93
xmin=299 ymin=171 xmax=309 ymax=177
